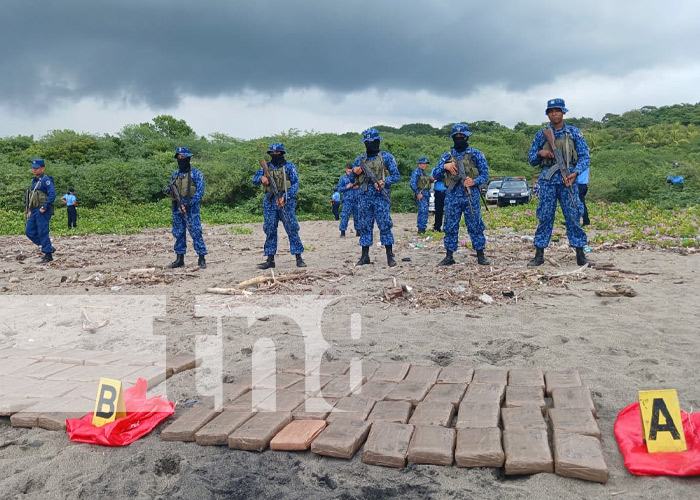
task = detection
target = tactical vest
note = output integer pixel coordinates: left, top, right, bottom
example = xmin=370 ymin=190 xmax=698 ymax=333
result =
xmin=355 ymin=156 xmax=388 ymax=187
xmin=416 ymin=171 xmax=430 ymax=191
xmin=540 ymin=132 xmax=577 ymax=168
xmin=263 ymin=166 xmax=291 ymax=194
xmin=444 ymin=153 xmax=478 ymax=190
xmin=27 ymin=179 xmax=48 ymax=210
xmin=173 ymin=172 xmax=197 ymax=198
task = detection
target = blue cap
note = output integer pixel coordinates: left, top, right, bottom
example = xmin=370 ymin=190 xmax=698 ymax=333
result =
xmin=174 ymin=146 xmax=194 ymax=158
xmin=545 ymin=98 xmax=568 ymax=114
xmin=417 ymin=156 xmax=430 ymax=164
xmin=450 ymin=123 xmax=472 ymax=138
xmin=31 ymin=159 xmax=45 ymax=169
xmin=267 ymin=142 xmax=286 ymax=154
xmin=361 ymin=128 xmax=382 ymax=143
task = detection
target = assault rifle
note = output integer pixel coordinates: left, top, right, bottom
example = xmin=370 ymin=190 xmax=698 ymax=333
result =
xmin=358 ymin=159 xmax=391 ymax=204
xmin=24 ymin=188 xmax=30 ymax=225
xmin=542 ymin=128 xmax=577 ymax=207
xmin=260 ymin=159 xmax=292 ymax=228
xmin=165 ymin=181 xmax=191 ymax=230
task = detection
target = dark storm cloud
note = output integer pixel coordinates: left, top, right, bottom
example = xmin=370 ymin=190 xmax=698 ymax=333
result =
xmin=1 ymin=0 xmax=698 ymax=110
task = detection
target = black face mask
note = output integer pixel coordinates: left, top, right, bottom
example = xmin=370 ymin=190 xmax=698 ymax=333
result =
xmin=270 ymin=154 xmax=286 ymax=167
xmin=452 ymin=136 xmax=469 ymax=153
xmin=365 ymin=139 xmax=380 ymax=157
xmin=177 ymin=157 xmax=191 ymax=172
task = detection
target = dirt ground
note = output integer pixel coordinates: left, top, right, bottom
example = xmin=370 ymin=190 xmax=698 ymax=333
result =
xmin=1 ymin=213 xmax=699 ymax=499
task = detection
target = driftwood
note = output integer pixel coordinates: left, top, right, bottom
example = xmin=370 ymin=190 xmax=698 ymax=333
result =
xmin=129 ymin=268 xmax=155 ymax=274
xmin=542 ymin=264 xmax=588 ymax=279
xmin=81 ymin=308 xmax=110 ymax=331
xmin=205 ymin=288 xmax=253 ymax=296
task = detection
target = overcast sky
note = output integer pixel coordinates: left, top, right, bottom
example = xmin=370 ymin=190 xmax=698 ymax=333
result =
xmin=1 ymin=0 xmax=699 ymax=139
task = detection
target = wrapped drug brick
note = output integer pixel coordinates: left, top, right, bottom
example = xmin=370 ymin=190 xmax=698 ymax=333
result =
xmin=371 ymin=362 xmax=411 ymax=382
xmin=385 ymin=380 xmax=434 ymax=406
xmin=326 ymin=397 xmax=376 ymax=423
xmin=544 ymin=369 xmax=582 ymax=396
xmin=436 ymin=366 xmax=474 ymax=385
xmin=228 ymin=412 xmax=292 ymax=451
xmin=286 ymin=376 xmax=332 ymax=396
xmin=195 ymin=411 xmax=254 ymax=446
xmin=455 ymin=402 xmax=500 ymax=429
xmin=409 ymin=402 xmax=455 ymax=427
xmin=548 ymin=408 xmax=601 ymax=439
xmin=292 ymin=397 xmax=338 ymax=420
xmin=269 ymin=419 xmax=327 ymax=451
xmin=320 ymin=375 xmax=366 ymax=399
xmin=424 ymin=383 xmax=468 ymax=408
xmin=455 ymin=427 xmax=504 ymax=467
xmin=311 ymin=418 xmax=372 ymax=459
xmin=256 ymin=389 xmax=306 ymax=413
xmin=356 ymin=380 xmax=397 ymax=400
xmin=367 ymin=401 xmax=413 ymax=424
xmin=503 ymin=428 xmax=553 ymax=475
xmin=472 ymin=367 xmax=508 ymax=386
xmin=161 ymin=406 xmax=221 ymax=442
xmin=408 ymin=425 xmax=455 ymax=466
xmin=362 ymin=421 xmax=414 ymax=468
xmin=551 ymin=386 xmax=597 ymax=417
xmin=462 ymin=383 xmax=505 ymax=406
xmin=508 ymin=368 xmax=545 ymax=389
xmin=553 ymin=430 xmax=609 ymax=483
xmin=255 ymin=372 xmax=304 ymax=390
xmin=504 ymin=386 xmax=546 ymax=412
xmin=404 ymin=365 xmax=441 ymax=384
xmin=501 ymin=406 xmax=547 ymax=430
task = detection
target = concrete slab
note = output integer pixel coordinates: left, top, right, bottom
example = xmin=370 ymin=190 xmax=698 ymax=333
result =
xmin=270 ymin=419 xmax=327 ymax=451
xmin=408 ymin=425 xmax=455 ymax=466
xmin=455 ymin=428 xmax=504 ymax=468
xmin=362 ymin=421 xmax=414 ymax=468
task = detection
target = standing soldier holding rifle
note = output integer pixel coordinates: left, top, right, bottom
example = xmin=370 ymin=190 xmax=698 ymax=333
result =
xmin=165 ymin=146 xmax=207 ymax=269
xmin=433 ymin=124 xmax=490 ymax=266
xmin=25 ymin=159 xmax=56 ymax=263
xmin=253 ymin=142 xmax=306 ymax=269
xmin=350 ymin=128 xmax=400 ymax=267
xmin=527 ymin=98 xmax=593 ymax=267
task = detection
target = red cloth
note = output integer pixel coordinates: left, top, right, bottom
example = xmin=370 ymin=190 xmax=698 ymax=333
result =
xmin=614 ymin=402 xmax=700 ymax=476
xmin=66 ymin=378 xmax=174 ymax=446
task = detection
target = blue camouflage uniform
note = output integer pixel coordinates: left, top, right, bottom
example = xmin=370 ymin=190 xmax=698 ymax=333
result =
xmin=25 ymin=162 xmax=56 ymax=254
xmin=350 ymin=150 xmax=400 ymax=247
xmin=337 ymin=173 xmax=360 ymax=232
xmin=410 ymin=158 xmax=431 ymax=231
xmin=433 ymin=147 xmax=489 ymax=252
xmin=170 ymin=167 xmax=208 ymax=256
xmin=253 ymin=157 xmax=304 ymax=256
xmin=528 ymin=123 xmax=589 ymax=249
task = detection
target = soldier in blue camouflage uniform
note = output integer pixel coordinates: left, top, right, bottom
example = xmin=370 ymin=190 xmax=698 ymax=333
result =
xmin=166 ymin=146 xmax=207 ymax=269
xmin=349 ymin=128 xmax=401 ymax=267
xmin=253 ymin=143 xmax=306 ymax=269
xmin=433 ymin=124 xmax=490 ymax=266
xmin=410 ymin=157 xmax=431 ymax=235
xmin=527 ymin=98 xmax=593 ymax=267
xmin=337 ymin=164 xmax=360 ymax=237
xmin=25 ymin=159 xmax=56 ymax=263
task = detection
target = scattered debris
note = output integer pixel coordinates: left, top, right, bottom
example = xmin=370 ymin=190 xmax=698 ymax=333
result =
xmin=595 ymin=285 xmax=637 ymax=297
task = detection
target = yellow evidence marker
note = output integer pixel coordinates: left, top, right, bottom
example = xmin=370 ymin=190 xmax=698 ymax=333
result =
xmin=92 ymin=377 xmax=127 ymax=427
xmin=638 ymin=389 xmax=687 ymax=453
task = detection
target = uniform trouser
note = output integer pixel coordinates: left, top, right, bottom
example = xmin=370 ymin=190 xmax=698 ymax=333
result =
xmin=263 ymin=198 xmax=304 ymax=256
xmin=533 ymin=182 xmax=587 ymax=248
xmin=26 ymin=208 xmax=54 ymax=253
xmin=67 ymin=206 xmax=77 ymax=228
xmin=358 ymin=195 xmax=394 ymax=247
xmin=416 ymin=189 xmax=430 ymax=230
xmin=578 ymin=183 xmax=590 ymax=225
xmin=443 ymin=190 xmax=486 ymax=252
xmin=433 ymin=190 xmax=446 ymax=230
xmin=172 ymin=204 xmax=207 ymax=255
xmin=332 ymin=202 xmax=340 ymax=220
xmin=339 ymin=196 xmax=359 ymax=232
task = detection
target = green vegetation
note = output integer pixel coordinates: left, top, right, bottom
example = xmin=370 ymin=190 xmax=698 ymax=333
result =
xmin=1 ymin=102 xmax=698 ymax=239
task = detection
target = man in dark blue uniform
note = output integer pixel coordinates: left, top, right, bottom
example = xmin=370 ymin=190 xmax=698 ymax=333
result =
xmin=25 ymin=159 xmax=56 ymax=263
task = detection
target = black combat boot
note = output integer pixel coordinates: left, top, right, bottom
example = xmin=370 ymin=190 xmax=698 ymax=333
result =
xmin=438 ymin=250 xmax=455 ymax=266
xmin=295 ymin=254 xmax=307 ymax=268
xmin=476 ymin=249 xmax=490 ymax=266
xmin=386 ymin=245 xmax=397 ymax=267
xmin=340 ymin=230 xmax=346 ymax=237
xmin=40 ymin=252 xmax=53 ymax=263
xmin=527 ymin=247 xmax=544 ymax=267
xmin=257 ymin=255 xmax=275 ymax=269
xmin=575 ymin=247 xmax=594 ymax=267
xmin=356 ymin=230 xmax=361 ymax=237
xmin=198 ymin=254 xmax=206 ymax=269
xmin=168 ymin=254 xmax=184 ymax=268
xmin=357 ymin=246 xmax=371 ymax=266
xmin=417 ymin=229 xmax=426 ymax=235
